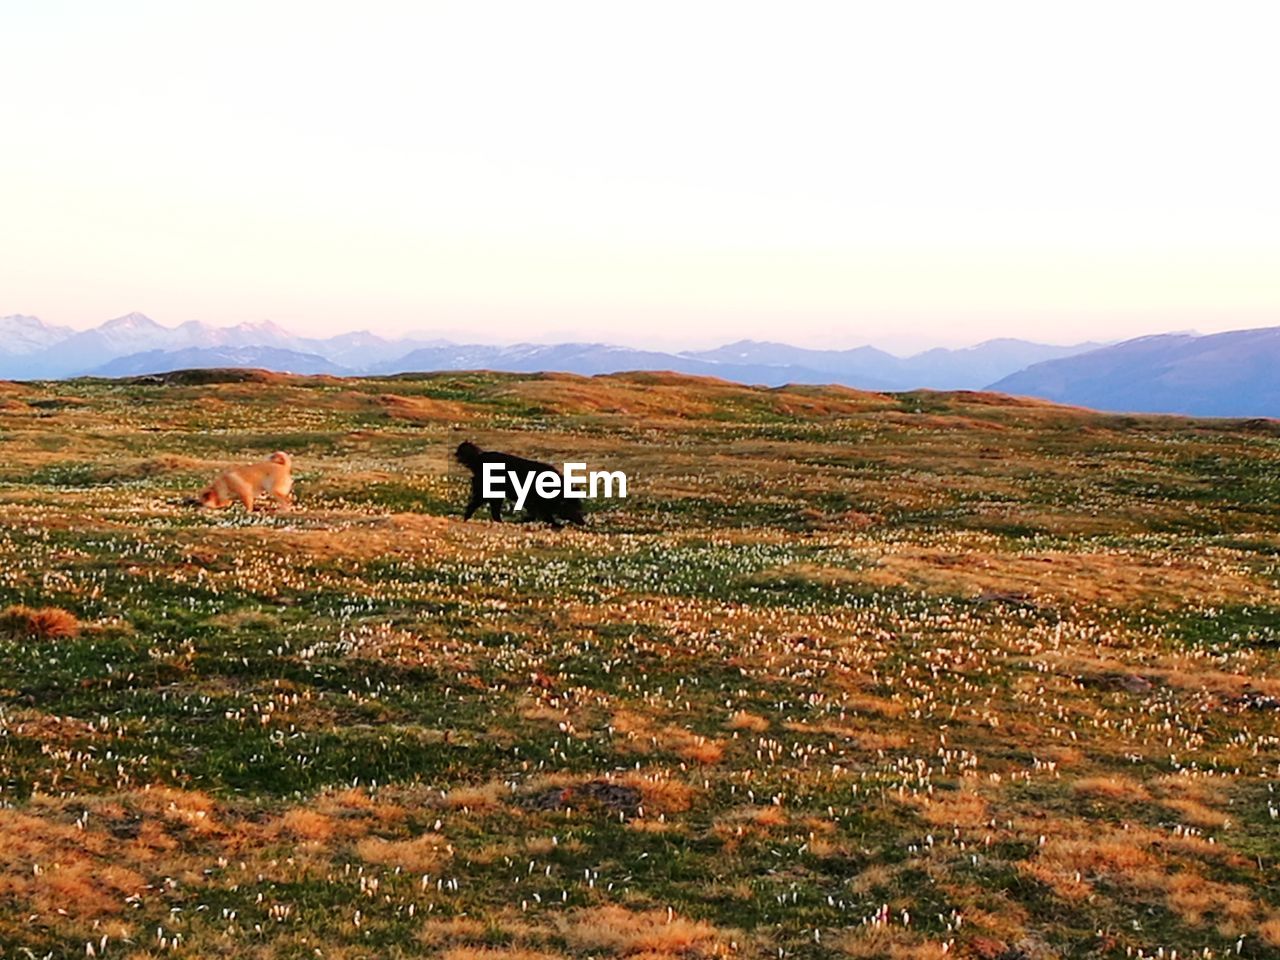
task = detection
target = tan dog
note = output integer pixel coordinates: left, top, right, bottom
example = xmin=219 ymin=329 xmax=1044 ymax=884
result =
xmin=198 ymin=451 xmax=293 ymax=511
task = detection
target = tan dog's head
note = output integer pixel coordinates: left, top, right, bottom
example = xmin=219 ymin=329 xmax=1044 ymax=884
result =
xmin=268 ymin=451 xmax=291 ymax=467
xmin=197 ymin=485 xmax=225 ymax=508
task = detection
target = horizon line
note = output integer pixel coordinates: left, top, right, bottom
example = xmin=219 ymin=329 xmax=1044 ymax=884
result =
xmin=9 ymin=308 xmax=1232 ymax=358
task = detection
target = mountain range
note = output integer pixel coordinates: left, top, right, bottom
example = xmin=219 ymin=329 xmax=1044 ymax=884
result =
xmin=0 ymin=313 xmax=450 ymax=379
xmin=990 ymin=326 xmax=1280 ymax=418
xmin=1 ymin=313 xmax=1277 ymax=417
xmin=0 ymin=312 xmax=1100 ymax=390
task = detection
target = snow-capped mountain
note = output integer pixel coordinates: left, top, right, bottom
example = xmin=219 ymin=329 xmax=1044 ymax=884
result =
xmin=3 ymin=312 xmax=1103 ymax=389
xmin=16 ymin=314 xmax=317 ymax=377
xmin=169 ymin=318 xmax=301 ymax=351
xmin=0 ymin=314 xmax=75 ymax=358
xmin=294 ymin=330 xmax=443 ymax=367
xmin=16 ymin=313 xmax=177 ymax=378
xmin=5 ymin=313 xmax=463 ymax=376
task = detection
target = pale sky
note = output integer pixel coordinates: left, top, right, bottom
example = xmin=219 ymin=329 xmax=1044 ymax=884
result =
xmin=2 ymin=1 xmax=1278 ymax=351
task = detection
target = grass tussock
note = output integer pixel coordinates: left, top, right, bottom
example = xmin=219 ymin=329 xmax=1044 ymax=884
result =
xmin=558 ymin=905 xmax=735 ymax=957
xmin=355 ymin=832 xmax=451 ymax=873
xmin=0 ymin=604 xmax=80 ymax=639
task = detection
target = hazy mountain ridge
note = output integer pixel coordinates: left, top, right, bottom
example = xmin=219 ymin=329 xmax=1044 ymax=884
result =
xmin=369 ymin=341 xmax=883 ymax=389
xmin=4 ymin=313 xmax=1279 ymax=416
xmin=0 ymin=312 xmax=1093 ymax=390
xmin=0 ymin=314 xmax=434 ymax=378
xmin=989 ymin=327 xmax=1280 ymax=418
xmin=684 ymin=337 xmax=1100 ymax=389
xmin=90 ymin=347 xmax=351 ymax=378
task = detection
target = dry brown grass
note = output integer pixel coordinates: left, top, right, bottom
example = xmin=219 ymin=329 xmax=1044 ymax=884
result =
xmin=836 ymin=927 xmax=953 ymax=959
xmin=1150 ymin=772 xmax=1229 ymax=804
xmin=677 ymin=737 xmax=725 ymax=764
xmin=763 ymin=384 xmax=892 ymax=417
xmin=0 ymin=604 xmax=80 ymax=639
xmin=274 ymin=808 xmax=336 ymax=841
xmin=355 ymin=833 xmax=451 ymax=873
xmin=1020 ymin=829 xmax=1158 ymax=900
xmin=558 ymin=905 xmax=735 ymax=957
xmin=440 ymin=950 xmax=567 ymax=960
xmin=848 ymin=864 xmax=896 ymax=895
xmin=0 ymin=707 xmax=96 ymax=745
xmin=208 ymin=512 xmax=460 ymax=564
xmin=609 ymin=709 xmax=726 ymax=765
xmin=0 ymin=807 xmax=147 ymax=918
xmin=1071 ymin=775 xmax=1151 ymax=803
xmin=724 ymin=710 xmax=769 ymax=733
xmin=378 ymin=392 xmax=471 ymax=422
xmin=711 ymin=804 xmax=789 ymax=850
xmin=445 ymin=780 xmax=508 ymax=811
xmin=903 ymin=782 xmax=989 ymax=828
xmin=1260 ymin=916 xmax=1280 ymax=946
xmin=1162 ymin=872 xmax=1255 ymax=931
xmin=418 ymin=915 xmax=492 ymax=946
xmin=504 ymin=376 xmax=720 ymax=419
xmin=868 ymin=543 xmax=1276 ymax=607
xmin=781 ymin=720 xmax=910 ymax=751
xmin=840 ymin=693 xmax=907 ymax=719
xmin=1159 ymin=797 xmax=1231 ymax=829
xmin=620 ymin=773 xmax=697 ymax=815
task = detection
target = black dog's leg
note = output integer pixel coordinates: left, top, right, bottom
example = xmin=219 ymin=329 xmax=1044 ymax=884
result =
xmin=463 ymin=475 xmax=486 ymax=520
xmin=531 ymin=506 xmax=563 ymax=529
xmin=489 ymin=499 xmax=503 ymax=522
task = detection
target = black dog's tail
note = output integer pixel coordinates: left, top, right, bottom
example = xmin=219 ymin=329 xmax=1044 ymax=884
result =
xmin=454 ymin=441 xmax=483 ymax=470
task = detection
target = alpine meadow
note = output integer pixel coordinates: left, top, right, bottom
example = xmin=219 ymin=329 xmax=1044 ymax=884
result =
xmin=0 ymin=369 xmax=1277 ymax=959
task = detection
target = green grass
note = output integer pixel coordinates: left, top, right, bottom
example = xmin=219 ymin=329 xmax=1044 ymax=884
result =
xmin=0 ymin=372 xmax=1277 ymax=958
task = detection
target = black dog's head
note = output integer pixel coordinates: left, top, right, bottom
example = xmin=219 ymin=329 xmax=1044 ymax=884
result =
xmin=454 ymin=441 xmax=483 ymax=469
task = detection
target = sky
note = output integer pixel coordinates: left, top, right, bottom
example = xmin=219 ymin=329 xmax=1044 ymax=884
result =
xmin=2 ymin=1 xmax=1278 ymax=352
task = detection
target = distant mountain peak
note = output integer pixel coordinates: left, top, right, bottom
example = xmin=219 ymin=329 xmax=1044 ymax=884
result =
xmin=101 ymin=311 xmax=160 ymax=330
xmin=236 ymin=319 xmax=293 ymax=335
xmin=329 ymin=329 xmax=390 ymax=344
xmin=0 ymin=314 xmax=77 ymax=359
xmin=967 ymin=337 xmax=1035 ymax=348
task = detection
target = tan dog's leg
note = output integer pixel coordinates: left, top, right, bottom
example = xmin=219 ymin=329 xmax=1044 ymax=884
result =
xmin=228 ymin=476 xmax=254 ymax=511
xmin=272 ymin=472 xmax=294 ymax=511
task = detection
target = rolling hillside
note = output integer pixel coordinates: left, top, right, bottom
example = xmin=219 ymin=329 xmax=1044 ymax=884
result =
xmin=0 ymin=371 xmax=1276 ymax=958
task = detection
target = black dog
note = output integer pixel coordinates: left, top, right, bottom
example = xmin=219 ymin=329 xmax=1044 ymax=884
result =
xmin=454 ymin=441 xmax=586 ymax=528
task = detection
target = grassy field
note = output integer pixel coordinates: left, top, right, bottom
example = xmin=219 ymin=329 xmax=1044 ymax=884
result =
xmin=0 ymin=369 xmax=1278 ymax=960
